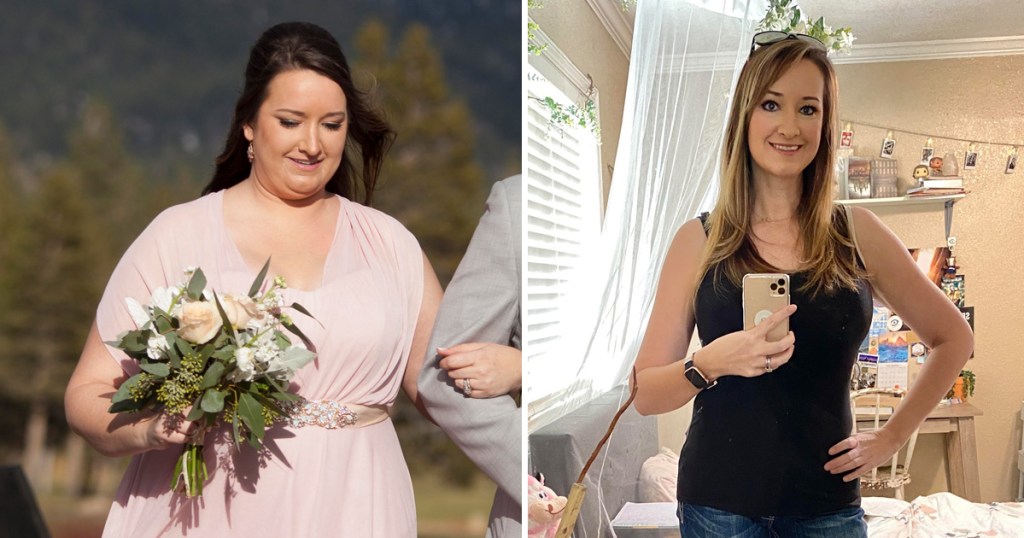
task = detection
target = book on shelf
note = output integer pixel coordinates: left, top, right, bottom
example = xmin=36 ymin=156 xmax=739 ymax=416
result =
xmin=906 ymin=186 xmax=966 ymax=196
xmin=921 ymin=177 xmax=964 ymax=188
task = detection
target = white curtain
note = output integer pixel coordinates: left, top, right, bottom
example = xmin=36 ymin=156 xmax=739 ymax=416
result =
xmin=528 ymin=0 xmax=767 ymax=430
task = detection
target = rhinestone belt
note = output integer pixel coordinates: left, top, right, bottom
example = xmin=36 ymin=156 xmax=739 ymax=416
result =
xmin=282 ymin=399 xmax=388 ymax=429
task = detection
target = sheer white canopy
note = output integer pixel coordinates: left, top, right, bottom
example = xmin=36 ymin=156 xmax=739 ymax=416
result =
xmin=528 ymin=0 xmax=768 ymax=432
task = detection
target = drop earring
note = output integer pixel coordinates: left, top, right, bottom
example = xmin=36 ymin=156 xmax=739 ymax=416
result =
xmin=247 ymin=142 xmax=254 ymax=163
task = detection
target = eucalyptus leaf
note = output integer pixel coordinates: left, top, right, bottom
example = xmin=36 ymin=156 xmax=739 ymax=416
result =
xmin=232 ymin=413 xmax=242 ymax=446
xmin=263 ymin=376 xmax=290 ymax=395
xmin=211 ymin=347 xmax=235 ymax=362
xmin=186 ymin=401 xmax=205 ymax=422
xmin=282 ymin=322 xmax=315 ymax=353
xmin=186 ymin=268 xmax=207 ymax=301
xmin=201 ymin=362 xmax=226 ymax=390
xmin=212 ymin=293 xmax=236 ymax=340
xmin=174 ymin=336 xmax=196 ymax=359
xmin=272 ymin=391 xmax=300 ymax=402
xmin=154 ymin=317 xmax=171 ymax=334
xmin=201 ymin=389 xmax=226 ymax=413
xmin=139 ymin=362 xmax=170 ymax=377
xmin=249 ymin=258 xmax=272 ymax=297
xmin=110 ymin=373 xmax=144 ymax=404
xmin=288 ymin=302 xmax=322 ymax=327
xmin=274 ymin=346 xmax=316 ymax=375
xmin=121 ymin=332 xmax=148 ymax=354
xmin=237 ymin=392 xmax=265 ymax=441
xmin=108 ymin=398 xmax=145 ymax=414
xmin=252 ymin=392 xmax=287 ymax=416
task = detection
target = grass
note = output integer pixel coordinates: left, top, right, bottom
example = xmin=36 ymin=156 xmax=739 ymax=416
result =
xmin=415 ymin=469 xmax=496 ymax=538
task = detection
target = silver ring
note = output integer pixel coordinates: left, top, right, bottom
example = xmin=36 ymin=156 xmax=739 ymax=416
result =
xmin=461 ymin=378 xmax=473 ymax=394
xmin=765 ymin=355 xmax=773 ymax=373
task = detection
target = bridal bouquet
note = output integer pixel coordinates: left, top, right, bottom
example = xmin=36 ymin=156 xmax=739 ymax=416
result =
xmin=107 ymin=261 xmax=316 ymax=497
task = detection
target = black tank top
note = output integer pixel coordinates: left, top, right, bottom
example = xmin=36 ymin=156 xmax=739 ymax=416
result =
xmin=677 ymin=211 xmax=872 ymax=517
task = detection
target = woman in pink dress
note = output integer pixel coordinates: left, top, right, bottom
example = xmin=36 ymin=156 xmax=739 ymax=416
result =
xmin=64 ymin=22 xmax=442 ymax=536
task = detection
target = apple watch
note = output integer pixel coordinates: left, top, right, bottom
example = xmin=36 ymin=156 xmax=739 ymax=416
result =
xmin=683 ymin=353 xmax=717 ymax=390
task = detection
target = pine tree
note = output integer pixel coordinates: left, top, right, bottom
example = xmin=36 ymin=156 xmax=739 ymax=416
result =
xmin=1 ymin=164 xmax=104 ymax=485
xmin=67 ymin=98 xmax=152 ymax=265
xmin=353 ymin=20 xmax=487 ymax=285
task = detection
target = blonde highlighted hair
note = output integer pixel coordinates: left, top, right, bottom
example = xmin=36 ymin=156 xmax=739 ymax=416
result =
xmin=697 ymin=37 xmax=864 ymax=297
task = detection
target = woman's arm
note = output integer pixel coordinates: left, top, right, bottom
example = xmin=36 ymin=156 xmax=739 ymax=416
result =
xmin=401 ymin=252 xmax=444 ymax=414
xmin=65 ymin=322 xmax=198 ymax=457
xmin=634 ymin=219 xmax=797 ymax=415
xmin=826 ymin=207 xmax=973 ymax=481
xmin=438 ymin=343 xmax=520 ymax=398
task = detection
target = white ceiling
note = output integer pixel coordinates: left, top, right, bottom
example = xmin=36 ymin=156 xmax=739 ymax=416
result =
xmin=798 ymin=0 xmax=1024 ymax=45
xmin=596 ymin=0 xmax=1024 ymax=62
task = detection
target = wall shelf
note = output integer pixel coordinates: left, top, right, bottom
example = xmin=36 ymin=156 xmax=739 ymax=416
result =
xmin=836 ymin=194 xmax=965 ymax=240
xmin=835 ymin=194 xmax=965 ymax=208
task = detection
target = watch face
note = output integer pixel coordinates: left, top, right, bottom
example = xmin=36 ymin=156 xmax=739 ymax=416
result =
xmin=685 ymin=366 xmax=708 ymax=389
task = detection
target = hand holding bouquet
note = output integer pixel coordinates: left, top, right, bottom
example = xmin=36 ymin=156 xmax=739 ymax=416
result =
xmin=107 ymin=260 xmax=316 ymax=497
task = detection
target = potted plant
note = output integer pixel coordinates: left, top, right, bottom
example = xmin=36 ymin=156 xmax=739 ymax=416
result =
xmin=946 ymin=369 xmax=976 ymax=402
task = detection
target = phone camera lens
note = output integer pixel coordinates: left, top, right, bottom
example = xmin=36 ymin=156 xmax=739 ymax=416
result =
xmin=770 ymin=283 xmax=778 ymax=291
xmin=777 ymin=278 xmax=786 ymax=286
xmin=778 ymin=287 xmax=786 ymax=295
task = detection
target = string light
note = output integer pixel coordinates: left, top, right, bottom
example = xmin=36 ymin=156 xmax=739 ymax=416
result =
xmin=842 ymin=119 xmax=1022 ymax=150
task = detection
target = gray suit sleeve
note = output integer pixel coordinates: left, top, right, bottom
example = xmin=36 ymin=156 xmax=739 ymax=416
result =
xmin=418 ymin=176 xmax=522 ymax=504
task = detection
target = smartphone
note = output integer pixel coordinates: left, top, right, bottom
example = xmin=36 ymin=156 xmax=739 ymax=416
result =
xmin=742 ymin=273 xmax=791 ymax=342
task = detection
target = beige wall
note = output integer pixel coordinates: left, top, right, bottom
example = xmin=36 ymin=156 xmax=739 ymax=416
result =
xmin=661 ymin=56 xmax=1024 ymax=502
xmin=537 ymin=0 xmax=1024 ymax=505
xmin=836 ymin=55 xmax=1024 ymax=502
xmin=532 ymin=0 xmax=629 ymax=204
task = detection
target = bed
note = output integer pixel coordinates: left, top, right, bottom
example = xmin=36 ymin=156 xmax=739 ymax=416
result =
xmin=864 ymin=493 xmax=1024 ymax=537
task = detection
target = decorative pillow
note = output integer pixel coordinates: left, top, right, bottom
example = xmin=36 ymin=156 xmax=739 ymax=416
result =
xmin=638 ymin=447 xmax=679 ymax=503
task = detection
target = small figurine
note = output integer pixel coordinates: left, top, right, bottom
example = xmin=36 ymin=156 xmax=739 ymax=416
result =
xmin=928 ymin=156 xmax=944 ymax=176
xmin=941 ymin=152 xmax=960 ymax=176
xmin=913 ymin=164 xmax=930 ymax=182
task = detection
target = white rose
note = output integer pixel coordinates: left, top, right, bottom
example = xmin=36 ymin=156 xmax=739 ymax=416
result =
xmin=146 ymin=334 xmax=170 ymax=360
xmin=221 ymin=294 xmax=260 ymax=329
xmin=177 ymin=301 xmax=223 ymax=344
xmin=232 ymin=347 xmax=256 ymax=381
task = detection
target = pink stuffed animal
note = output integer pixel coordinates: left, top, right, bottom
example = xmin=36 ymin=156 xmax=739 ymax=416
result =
xmin=528 ymin=474 xmax=568 ymax=538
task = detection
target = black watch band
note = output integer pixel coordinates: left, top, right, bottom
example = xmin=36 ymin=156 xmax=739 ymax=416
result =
xmin=683 ymin=354 xmax=717 ymax=390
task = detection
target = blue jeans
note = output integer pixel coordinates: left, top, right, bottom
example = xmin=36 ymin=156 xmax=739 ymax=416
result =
xmin=677 ymin=502 xmax=867 ymax=538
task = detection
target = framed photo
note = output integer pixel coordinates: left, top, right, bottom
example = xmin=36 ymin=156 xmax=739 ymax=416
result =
xmin=880 ymin=138 xmax=896 ymax=159
xmin=908 ymin=247 xmax=951 ymax=287
xmin=840 ymin=129 xmax=854 ymax=149
xmin=1006 ymin=153 xmax=1017 ymax=174
xmin=921 ymin=147 xmax=934 ymax=162
xmin=941 ymin=275 xmax=966 ymax=307
xmin=964 ymin=150 xmax=978 ymax=170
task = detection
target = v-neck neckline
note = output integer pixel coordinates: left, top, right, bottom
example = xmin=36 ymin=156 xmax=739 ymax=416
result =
xmin=215 ymin=190 xmax=342 ymax=294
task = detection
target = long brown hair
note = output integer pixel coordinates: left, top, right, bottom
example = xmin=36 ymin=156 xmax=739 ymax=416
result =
xmin=697 ymin=37 xmax=864 ymax=297
xmin=203 ymin=22 xmax=395 ymax=205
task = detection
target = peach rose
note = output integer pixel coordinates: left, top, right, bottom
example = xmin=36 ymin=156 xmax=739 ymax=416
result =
xmin=177 ymin=301 xmax=223 ymax=344
xmin=221 ymin=294 xmax=260 ymax=329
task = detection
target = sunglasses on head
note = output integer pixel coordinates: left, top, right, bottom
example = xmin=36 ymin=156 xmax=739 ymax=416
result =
xmin=750 ymin=31 xmax=827 ymax=55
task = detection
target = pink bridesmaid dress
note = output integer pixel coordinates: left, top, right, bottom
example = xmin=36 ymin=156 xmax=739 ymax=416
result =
xmin=95 ymin=191 xmax=423 ymax=537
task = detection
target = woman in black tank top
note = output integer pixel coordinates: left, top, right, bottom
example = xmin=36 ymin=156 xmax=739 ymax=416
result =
xmin=633 ymin=34 xmax=973 ymax=538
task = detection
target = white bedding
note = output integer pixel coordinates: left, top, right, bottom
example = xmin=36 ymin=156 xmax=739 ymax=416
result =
xmin=864 ymin=493 xmax=1024 ymax=537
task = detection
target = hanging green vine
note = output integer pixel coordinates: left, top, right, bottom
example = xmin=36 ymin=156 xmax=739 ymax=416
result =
xmin=532 ymin=93 xmax=600 ymax=139
xmin=528 ymin=0 xmax=546 ymax=55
